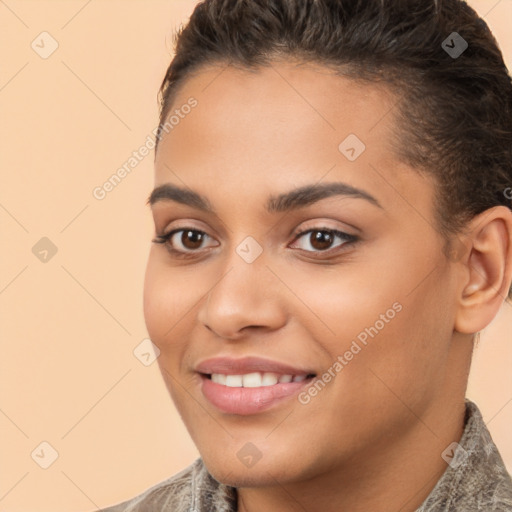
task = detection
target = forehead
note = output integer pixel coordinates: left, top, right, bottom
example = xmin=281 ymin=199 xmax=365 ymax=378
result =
xmin=153 ymin=60 xmax=434 ymax=218
xmin=161 ymin=61 xmax=397 ymax=146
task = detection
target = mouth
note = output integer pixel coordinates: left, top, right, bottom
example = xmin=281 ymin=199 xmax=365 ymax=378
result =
xmin=195 ymin=357 xmax=317 ymax=415
xmin=195 ymin=357 xmax=317 ymax=416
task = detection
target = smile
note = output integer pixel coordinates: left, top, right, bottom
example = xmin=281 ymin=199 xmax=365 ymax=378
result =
xmin=195 ymin=356 xmax=317 ymax=415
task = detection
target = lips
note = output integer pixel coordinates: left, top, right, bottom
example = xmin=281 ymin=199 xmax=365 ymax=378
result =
xmin=195 ymin=356 xmax=316 ymax=415
xmin=195 ymin=356 xmax=316 ymax=376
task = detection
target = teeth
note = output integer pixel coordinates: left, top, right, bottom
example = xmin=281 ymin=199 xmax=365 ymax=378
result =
xmin=262 ymin=372 xmax=279 ymax=386
xmin=211 ymin=373 xmax=226 ymax=385
xmin=225 ymin=375 xmax=243 ymax=387
xmin=210 ymin=372 xmax=308 ymax=387
xmin=242 ymin=372 xmax=263 ymax=388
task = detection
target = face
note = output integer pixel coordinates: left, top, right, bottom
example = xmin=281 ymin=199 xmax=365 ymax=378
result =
xmin=143 ymin=60 xmax=465 ymax=487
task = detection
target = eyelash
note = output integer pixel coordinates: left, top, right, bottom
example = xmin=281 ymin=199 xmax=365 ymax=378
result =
xmin=152 ymin=226 xmax=359 ymax=259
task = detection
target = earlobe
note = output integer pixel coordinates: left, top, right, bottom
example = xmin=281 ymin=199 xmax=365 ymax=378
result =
xmin=454 ymin=206 xmax=512 ymax=334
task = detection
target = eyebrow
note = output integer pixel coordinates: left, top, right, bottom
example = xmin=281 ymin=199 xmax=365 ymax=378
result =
xmin=146 ymin=182 xmax=382 ymax=213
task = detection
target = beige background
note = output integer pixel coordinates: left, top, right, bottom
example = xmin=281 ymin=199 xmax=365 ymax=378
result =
xmin=1 ymin=1 xmax=511 ymax=510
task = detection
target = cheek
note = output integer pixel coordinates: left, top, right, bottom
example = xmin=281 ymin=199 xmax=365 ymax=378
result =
xmin=143 ymin=257 xmax=203 ymax=416
xmin=277 ymin=262 xmax=401 ymax=345
xmin=284 ymin=256 xmax=454 ymax=389
xmin=350 ymin=273 xmax=455 ymax=407
xmin=143 ymin=254 xmax=197 ymax=356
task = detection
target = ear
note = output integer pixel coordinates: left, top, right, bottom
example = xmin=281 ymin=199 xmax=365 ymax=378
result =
xmin=454 ymin=206 xmax=512 ymax=334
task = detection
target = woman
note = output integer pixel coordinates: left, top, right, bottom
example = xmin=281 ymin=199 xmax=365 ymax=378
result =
xmin=99 ymin=0 xmax=512 ymax=510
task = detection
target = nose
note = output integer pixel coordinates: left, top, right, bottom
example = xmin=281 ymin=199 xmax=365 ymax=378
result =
xmin=197 ymin=256 xmax=288 ymax=341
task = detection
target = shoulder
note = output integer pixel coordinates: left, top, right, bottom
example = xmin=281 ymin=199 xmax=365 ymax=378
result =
xmin=418 ymin=400 xmax=512 ymax=511
xmin=98 ymin=458 xmax=204 ymax=512
xmin=97 ymin=458 xmax=237 ymax=512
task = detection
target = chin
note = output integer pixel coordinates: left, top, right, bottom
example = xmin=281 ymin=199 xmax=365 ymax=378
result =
xmin=206 ymin=461 xmax=289 ymax=488
xmin=202 ymin=446 xmax=311 ymax=488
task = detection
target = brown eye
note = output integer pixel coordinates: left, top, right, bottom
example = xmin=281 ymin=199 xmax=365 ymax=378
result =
xmin=290 ymin=228 xmax=358 ymax=254
xmin=152 ymin=228 xmax=218 ymax=255
xmin=309 ymin=231 xmax=335 ymax=250
xmin=179 ymin=230 xmax=205 ymax=250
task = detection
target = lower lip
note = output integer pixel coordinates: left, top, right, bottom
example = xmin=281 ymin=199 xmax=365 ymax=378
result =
xmin=200 ymin=374 xmax=313 ymax=415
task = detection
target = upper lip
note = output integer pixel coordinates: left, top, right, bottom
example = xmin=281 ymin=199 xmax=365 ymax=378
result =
xmin=195 ymin=356 xmax=316 ymax=376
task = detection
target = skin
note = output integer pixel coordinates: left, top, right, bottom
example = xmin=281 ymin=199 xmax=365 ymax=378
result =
xmin=143 ymin=59 xmax=512 ymax=512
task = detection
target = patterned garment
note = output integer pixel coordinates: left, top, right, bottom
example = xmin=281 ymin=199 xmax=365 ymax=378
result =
xmin=99 ymin=400 xmax=512 ymax=511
